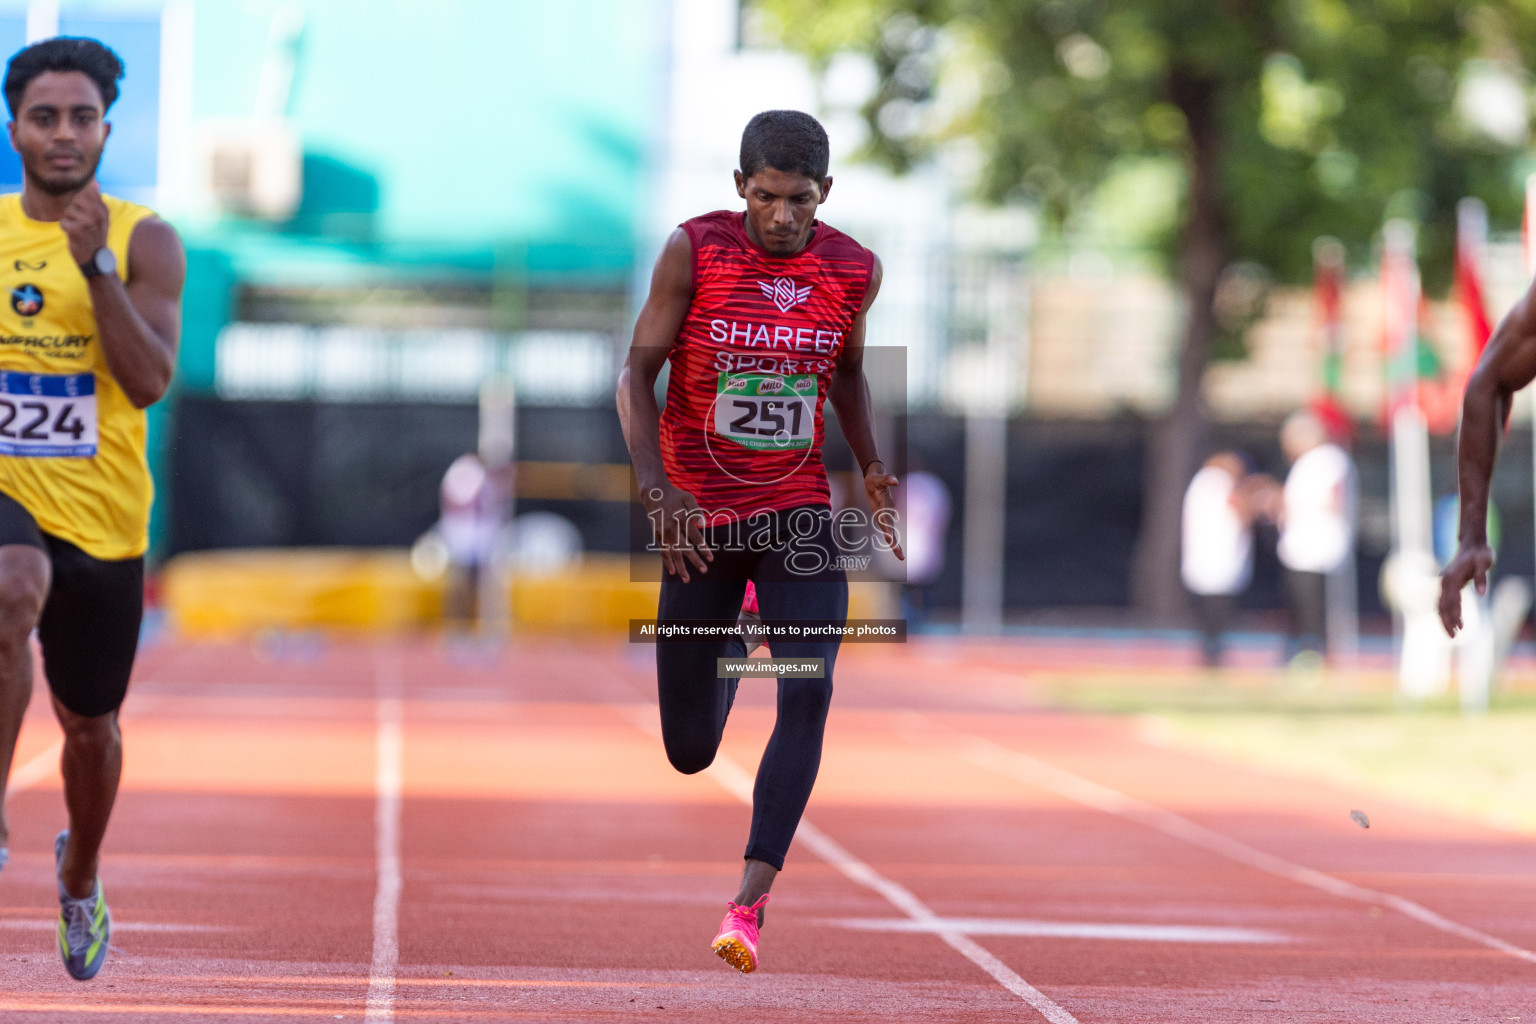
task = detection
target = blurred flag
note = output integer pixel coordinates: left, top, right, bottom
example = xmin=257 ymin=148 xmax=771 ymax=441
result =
xmin=1414 ymin=294 xmax=1457 ymax=434
xmin=1310 ymin=237 xmax=1353 ymax=443
xmin=1381 ymin=219 xmax=1461 ymax=434
xmin=1455 ymin=198 xmax=1492 ymax=359
xmin=1453 ymin=197 xmax=1495 ymax=431
xmin=1524 ymin=174 xmax=1536 ymax=278
xmin=1381 ymin=220 xmax=1424 ymax=422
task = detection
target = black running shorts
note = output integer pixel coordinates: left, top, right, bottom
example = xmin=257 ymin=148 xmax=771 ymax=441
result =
xmin=0 ymin=490 xmax=143 ymax=717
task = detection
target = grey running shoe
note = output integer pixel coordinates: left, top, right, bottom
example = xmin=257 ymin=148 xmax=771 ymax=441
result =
xmin=54 ymin=830 xmax=110 ymax=981
xmin=0 ymin=847 xmax=8 ymax=875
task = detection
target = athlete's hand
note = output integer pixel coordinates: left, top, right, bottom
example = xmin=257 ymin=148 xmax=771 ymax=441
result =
xmin=60 ymin=180 xmax=110 ymax=269
xmin=864 ymin=462 xmax=904 ymax=561
xmin=642 ymin=482 xmax=713 ymax=582
xmin=1439 ymin=542 xmax=1494 ymax=637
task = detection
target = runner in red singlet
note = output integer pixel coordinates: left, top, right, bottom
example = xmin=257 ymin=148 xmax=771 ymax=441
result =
xmin=618 ymin=111 xmax=901 ymax=973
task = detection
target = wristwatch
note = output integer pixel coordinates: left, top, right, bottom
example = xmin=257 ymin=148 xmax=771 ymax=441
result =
xmin=79 ymin=246 xmax=116 ymax=279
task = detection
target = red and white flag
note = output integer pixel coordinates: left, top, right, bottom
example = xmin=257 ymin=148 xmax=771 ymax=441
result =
xmin=1456 ymin=197 xmax=1492 ymax=360
xmin=1310 ymin=237 xmax=1352 ymax=442
xmin=1524 ymin=174 xmax=1536 ymax=278
xmin=1381 ymin=220 xmax=1422 ymax=422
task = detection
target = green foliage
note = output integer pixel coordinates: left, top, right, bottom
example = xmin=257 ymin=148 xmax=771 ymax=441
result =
xmin=756 ymin=0 xmax=1535 ymax=291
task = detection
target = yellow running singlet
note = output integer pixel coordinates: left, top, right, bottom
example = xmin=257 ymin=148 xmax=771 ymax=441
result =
xmin=0 ymin=192 xmax=157 ymax=560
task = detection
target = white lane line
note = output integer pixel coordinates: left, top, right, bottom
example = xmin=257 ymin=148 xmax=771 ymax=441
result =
xmin=825 ymin=918 xmax=1288 ymax=944
xmin=365 ymin=657 xmax=404 ymax=1023
xmin=6 ymin=739 xmax=62 ymax=794
xmin=0 ymin=920 xmax=235 ymax=932
xmin=611 ymin=703 xmax=1080 ymax=1024
xmin=953 ymin=730 xmax=1536 ymax=966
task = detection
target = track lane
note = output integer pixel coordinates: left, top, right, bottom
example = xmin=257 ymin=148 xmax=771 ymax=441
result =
xmin=4 ymin=638 xmax=1536 ymax=1022
xmin=0 ymin=643 xmax=381 ymax=1023
xmin=852 ymin=704 xmax=1536 ymax=1019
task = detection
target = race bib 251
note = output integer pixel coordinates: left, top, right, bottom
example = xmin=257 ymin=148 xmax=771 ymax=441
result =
xmin=714 ymin=372 xmax=818 ymax=451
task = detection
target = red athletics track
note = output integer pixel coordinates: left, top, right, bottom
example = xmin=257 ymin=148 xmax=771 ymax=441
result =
xmin=2 ymin=636 xmax=1536 ymax=1021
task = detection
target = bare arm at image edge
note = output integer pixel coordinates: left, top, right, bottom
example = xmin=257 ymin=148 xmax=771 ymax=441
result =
xmin=1439 ymin=282 xmax=1536 ymax=635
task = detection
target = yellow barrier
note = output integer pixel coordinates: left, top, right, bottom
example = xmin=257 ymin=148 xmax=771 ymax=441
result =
xmin=510 ymin=556 xmax=661 ymax=632
xmin=161 ymin=549 xmax=897 ymax=637
xmin=160 ymin=549 xmax=441 ymax=636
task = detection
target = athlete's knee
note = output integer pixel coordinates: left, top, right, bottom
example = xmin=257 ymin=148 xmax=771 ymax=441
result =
xmin=0 ymin=546 xmax=48 ymax=640
xmin=780 ymin=676 xmax=833 ymax=722
xmin=667 ymin=751 xmax=716 ymax=775
xmin=664 ymin=737 xmax=718 ymax=775
xmin=54 ymin=702 xmax=119 ymax=751
xmin=662 ymin=718 xmax=722 ymax=773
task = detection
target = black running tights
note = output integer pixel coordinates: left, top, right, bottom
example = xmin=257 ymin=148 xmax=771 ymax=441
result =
xmin=655 ymin=506 xmax=848 ymax=871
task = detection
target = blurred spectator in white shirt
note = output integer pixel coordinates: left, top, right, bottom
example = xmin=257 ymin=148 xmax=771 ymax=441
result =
xmin=439 ymin=453 xmax=505 ymax=627
xmin=1276 ymin=411 xmax=1357 ymax=661
xmin=1182 ymin=451 xmax=1259 ymax=667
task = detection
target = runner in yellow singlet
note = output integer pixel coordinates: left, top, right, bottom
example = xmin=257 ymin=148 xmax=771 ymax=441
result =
xmin=0 ymin=37 xmax=185 ymax=982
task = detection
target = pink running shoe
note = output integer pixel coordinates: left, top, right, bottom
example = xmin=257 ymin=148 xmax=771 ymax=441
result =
xmin=711 ymin=894 xmax=769 ymax=973
xmin=737 ymin=582 xmax=768 ymax=654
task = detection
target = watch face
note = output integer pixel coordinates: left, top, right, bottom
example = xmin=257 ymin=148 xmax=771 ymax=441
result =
xmin=94 ymin=247 xmax=117 ymax=275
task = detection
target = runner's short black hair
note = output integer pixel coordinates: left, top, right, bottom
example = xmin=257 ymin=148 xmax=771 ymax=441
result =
xmin=740 ymin=110 xmax=830 ymax=182
xmin=4 ymin=37 xmax=124 ymax=117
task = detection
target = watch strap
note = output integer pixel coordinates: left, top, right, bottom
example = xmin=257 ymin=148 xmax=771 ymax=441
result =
xmin=80 ymin=247 xmax=111 ymax=278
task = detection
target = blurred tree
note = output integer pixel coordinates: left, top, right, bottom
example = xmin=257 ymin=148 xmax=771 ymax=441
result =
xmin=755 ymin=0 xmax=1533 ymax=616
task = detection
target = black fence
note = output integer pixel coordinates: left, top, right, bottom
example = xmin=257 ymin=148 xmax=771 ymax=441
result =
xmin=168 ymin=397 xmax=632 ymax=554
xmin=167 ymin=396 xmax=1532 ymax=620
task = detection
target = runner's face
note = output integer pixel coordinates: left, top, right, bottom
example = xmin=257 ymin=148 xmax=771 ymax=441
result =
xmin=8 ymin=72 xmax=109 ymax=196
xmin=735 ymin=167 xmax=831 ymax=256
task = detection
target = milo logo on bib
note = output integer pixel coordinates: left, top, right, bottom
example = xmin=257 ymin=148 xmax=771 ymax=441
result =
xmin=713 ymin=372 xmax=817 ymax=452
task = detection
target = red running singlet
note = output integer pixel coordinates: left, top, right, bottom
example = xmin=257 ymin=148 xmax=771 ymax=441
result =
xmin=659 ymin=211 xmax=875 ymax=522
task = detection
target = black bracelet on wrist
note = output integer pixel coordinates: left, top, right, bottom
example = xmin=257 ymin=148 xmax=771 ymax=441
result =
xmin=861 ymin=458 xmax=884 ymax=475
